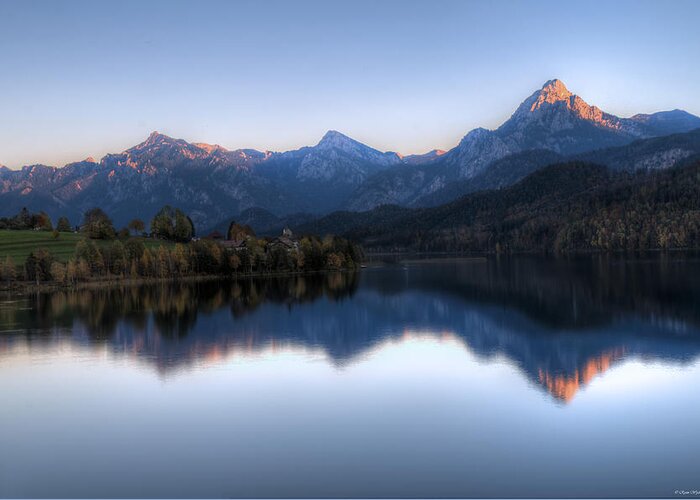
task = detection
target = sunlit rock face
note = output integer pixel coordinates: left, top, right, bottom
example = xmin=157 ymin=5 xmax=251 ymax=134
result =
xmin=495 ymin=79 xmax=647 ymax=155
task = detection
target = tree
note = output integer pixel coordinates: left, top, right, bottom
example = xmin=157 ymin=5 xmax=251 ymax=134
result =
xmin=326 ymin=252 xmax=345 ymax=269
xmin=50 ymin=261 xmax=67 ymax=283
xmin=65 ymin=259 xmax=78 ymax=284
xmin=173 ymin=211 xmax=194 ymax=242
xmin=172 ymin=244 xmax=190 ymax=275
xmin=0 ymin=256 xmax=17 ymax=283
xmin=25 ymin=248 xmax=55 ymax=283
xmin=76 ymin=259 xmax=90 ymax=280
xmin=290 ymin=249 xmax=305 ymax=270
xmin=75 ymin=239 xmax=105 ymax=275
xmin=15 ymin=208 xmax=32 ymax=229
xmin=128 ymin=218 xmax=145 ymax=236
xmin=124 ymin=239 xmax=146 ymax=262
xmin=227 ymin=221 xmax=255 ymax=241
xmin=155 ymin=246 xmax=171 ymax=278
xmin=228 ymin=253 xmax=241 ymax=273
xmin=81 ymin=208 xmax=115 ymax=240
xmin=139 ymin=248 xmax=154 ymax=276
xmin=129 ymin=260 xmax=139 ymax=278
xmin=33 ymin=212 xmax=53 ymax=231
xmin=56 ymin=216 xmax=72 ymax=232
xmin=103 ymin=241 xmax=127 ymax=275
xmin=187 ymin=216 xmax=196 ymax=238
xmin=151 ymin=206 xmax=193 ymax=242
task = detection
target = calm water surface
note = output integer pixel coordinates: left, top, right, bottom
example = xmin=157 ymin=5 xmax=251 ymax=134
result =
xmin=2 ymin=256 xmax=700 ymax=498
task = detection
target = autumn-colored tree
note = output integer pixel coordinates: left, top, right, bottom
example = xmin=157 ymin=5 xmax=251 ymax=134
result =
xmin=172 ymin=244 xmax=190 ymax=275
xmin=227 ymin=222 xmax=255 ymax=241
xmin=128 ymin=218 xmax=145 ymax=236
xmin=65 ymin=259 xmax=78 ymax=284
xmin=81 ymin=208 xmax=115 ymax=240
xmin=50 ymin=261 xmax=67 ymax=283
xmin=75 ymin=239 xmax=105 ymax=275
xmin=0 ymin=256 xmax=17 ymax=283
xmin=34 ymin=212 xmax=53 ymax=231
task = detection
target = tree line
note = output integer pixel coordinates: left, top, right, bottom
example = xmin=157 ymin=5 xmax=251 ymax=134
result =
xmin=316 ymin=159 xmax=700 ymax=254
xmin=0 ymin=206 xmax=363 ymax=286
xmin=0 ymin=208 xmax=72 ymax=233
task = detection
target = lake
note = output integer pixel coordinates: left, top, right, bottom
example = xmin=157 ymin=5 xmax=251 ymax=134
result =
xmin=2 ymin=255 xmax=700 ymax=498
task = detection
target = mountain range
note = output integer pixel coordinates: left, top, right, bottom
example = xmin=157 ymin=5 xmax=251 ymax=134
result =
xmin=1 ymin=79 xmax=699 ymax=231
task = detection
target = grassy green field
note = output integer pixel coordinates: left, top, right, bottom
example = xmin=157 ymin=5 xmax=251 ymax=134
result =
xmin=0 ymin=230 xmax=172 ymax=264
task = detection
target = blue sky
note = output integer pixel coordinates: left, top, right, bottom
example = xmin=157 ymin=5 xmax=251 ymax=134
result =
xmin=1 ymin=0 xmax=699 ymax=167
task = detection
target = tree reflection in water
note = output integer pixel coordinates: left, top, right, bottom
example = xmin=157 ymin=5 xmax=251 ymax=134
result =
xmin=2 ymin=255 xmax=700 ymax=402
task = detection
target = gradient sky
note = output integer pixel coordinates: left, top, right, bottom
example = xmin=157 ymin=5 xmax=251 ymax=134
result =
xmin=1 ymin=0 xmax=699 ymax=168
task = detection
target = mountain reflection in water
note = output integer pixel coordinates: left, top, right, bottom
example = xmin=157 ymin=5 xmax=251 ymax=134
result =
xmin=2 ymin=255 xmax=700 ymax=403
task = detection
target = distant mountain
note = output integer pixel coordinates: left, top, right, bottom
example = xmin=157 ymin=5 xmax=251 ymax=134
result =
xmin=575 ymin=127 xmax=700 ymax=171
xmin=493 ymin=79 xmax=642 ymax=154
xmin=1 ymin=79 xmax=698 ymax=229
xmin=413 ymin=149 xmax=563 ymax=207
xmin=251 ymin=130 xmax=402 ymax=215
xmin=401 ymin=149 xmax=446 ymax=165
xmin=414 ymin=128 xmax=700 ymax=207
xmin=298 ymin=162 xmax=608 ymax=243
xmin=0 ymin=130 xmax=400 ymax=229
xmin=346 ymin=79 xmax=700 ymax=210
xmin=628 ymin=109 xmax=700 ymax=136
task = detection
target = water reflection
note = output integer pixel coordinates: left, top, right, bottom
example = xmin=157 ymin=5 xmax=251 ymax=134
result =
xmin=2 ymin=255 xmax=700 ymax=403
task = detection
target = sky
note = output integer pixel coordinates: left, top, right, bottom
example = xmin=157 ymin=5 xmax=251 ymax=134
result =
xmin=1 ymin=0 xmax=699 ymax=168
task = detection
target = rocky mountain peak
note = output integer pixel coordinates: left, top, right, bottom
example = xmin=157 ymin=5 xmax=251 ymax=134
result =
xmin=317 ymin=130 xmax=357 ymax=150
xmin=538 ymin=79 xmax=571 ymax=99
xmin=521 ymin=79 xmax=574 ymax=114
xmin=123 ymin=132 xmax=179 ymax=155
xmin=142 ymin=131 xmax=173 ymax=147
xmin=498 ymin=78 xmax=633 ymax=145
xmin=314 ymin=130 xmax=399 ymax=163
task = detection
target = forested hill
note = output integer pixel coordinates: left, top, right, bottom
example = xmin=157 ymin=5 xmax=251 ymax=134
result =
xmin=295 ymin=158 xmax=700 ymax=253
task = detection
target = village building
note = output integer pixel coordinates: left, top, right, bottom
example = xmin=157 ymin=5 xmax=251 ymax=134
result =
xmin=220 ymin=236 xmax=249 ymax=250
xmin=268 ymin=227 xmax=299 ymax=252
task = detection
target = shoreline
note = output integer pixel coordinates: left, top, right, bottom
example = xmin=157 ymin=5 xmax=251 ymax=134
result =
xmin=365 ymin=247 xmax=700 ymax=258
xmin=4 ymin=248 xmax=700 ymax=295
xmin=0 ymin=267 xmax=358 ymax=295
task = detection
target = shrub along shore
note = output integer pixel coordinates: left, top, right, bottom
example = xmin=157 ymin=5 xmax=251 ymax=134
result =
xmin=0 ymin=206 xmax=363 ymax=290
